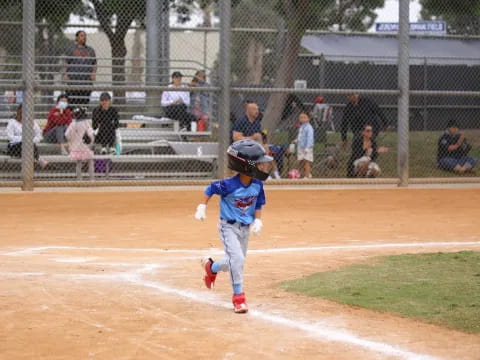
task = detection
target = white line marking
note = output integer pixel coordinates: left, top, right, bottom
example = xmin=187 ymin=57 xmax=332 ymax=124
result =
xmin=53 ymin=263 xmax=441 ymax=360
xmin=125 ymin=269 xmax=439 ymax=360
xmin=53 ymin=257 xmax=99 ymax=263
xmin=0 ymin=272 xmax=45 ymax=277
xmin=2 ymin=241 xmax=479 ymax=257
xmin=0 ymin=258 xmax=445 ymax=359
xmin=249 ymin=241 xmax=480 ymax=254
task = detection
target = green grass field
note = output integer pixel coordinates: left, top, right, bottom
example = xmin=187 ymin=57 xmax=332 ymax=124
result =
xmin=274 ymin=130 xmax=480 ymax=178
xmin=281 ymin=251 xmax=480 ymax=333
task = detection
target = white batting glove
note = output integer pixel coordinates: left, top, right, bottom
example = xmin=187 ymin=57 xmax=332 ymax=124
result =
xmin=194 ymin=204 xmax=207 ymax=221
xmin=250 ymin=218 xmax=263 ymax=236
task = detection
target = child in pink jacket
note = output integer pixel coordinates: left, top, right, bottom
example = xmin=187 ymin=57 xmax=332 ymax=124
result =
xmin=65 ymin=112 xmax=95 ymax=180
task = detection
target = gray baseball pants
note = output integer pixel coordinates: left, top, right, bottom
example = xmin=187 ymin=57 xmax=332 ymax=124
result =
xmin=216 ymin=219 xmax=250 ymax=286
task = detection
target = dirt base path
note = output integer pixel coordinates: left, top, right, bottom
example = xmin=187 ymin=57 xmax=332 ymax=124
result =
xmin=1 ymin=188 xmax=479 ymax=360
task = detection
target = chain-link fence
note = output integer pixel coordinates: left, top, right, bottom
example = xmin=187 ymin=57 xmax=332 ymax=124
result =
xmin=1 ymin=0 xmax=479 ymax=188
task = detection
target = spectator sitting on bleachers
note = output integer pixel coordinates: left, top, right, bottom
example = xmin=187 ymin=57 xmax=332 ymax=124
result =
xmin=262 ymin=131 xmax=284 ymax=179
xmin=6 ymin=104 xmax=48 ymax=168
xmin=161 ymin=71 xmax=197 ymax=131
xmin=347 ymin=124 xmax=388 ymax=178
xmin=92 ymin=92 xmax=119 ymax=155
xmin=437 ymin=119 xmax=477 ymax=174
xmin=43 ymin=94 xmax=72 ymax=155
xmin=190 ymin=70 xmax=210 ymax=131
xmin=232 ymin=101 xmax=263 ymax=144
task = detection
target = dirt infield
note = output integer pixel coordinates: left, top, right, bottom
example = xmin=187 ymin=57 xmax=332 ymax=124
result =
xmin=1 ymin=188 xmax=479 ymax=360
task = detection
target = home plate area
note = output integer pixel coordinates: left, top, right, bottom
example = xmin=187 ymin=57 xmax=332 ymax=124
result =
xmin=2 ymin=242 xmax=480 ymax=360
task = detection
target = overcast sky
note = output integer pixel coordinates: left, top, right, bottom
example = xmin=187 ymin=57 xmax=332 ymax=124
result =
xmin=68 ymin=0 xmax=423 ymax=33
xmin=376 ymin=0 xmax=422 ymax=22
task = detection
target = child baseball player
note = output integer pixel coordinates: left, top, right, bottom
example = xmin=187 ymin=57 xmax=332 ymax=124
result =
xmin=194 ymin=139 xmax=273 ymax=313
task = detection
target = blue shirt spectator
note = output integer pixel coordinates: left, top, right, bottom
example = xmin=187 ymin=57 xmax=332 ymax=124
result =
xmin=297 ymin=122 xmax=314 ymax=149
xmin=232 ymin=102 xmax=263 ymax=144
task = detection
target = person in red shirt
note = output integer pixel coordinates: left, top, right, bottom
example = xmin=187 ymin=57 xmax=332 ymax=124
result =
xmin=43 ymin=94 xmax=73 ymax=155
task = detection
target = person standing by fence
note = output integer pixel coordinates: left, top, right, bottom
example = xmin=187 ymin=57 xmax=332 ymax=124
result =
xmin=340 ymin=93 xmax=388 ymax=149
xmin=64 ymin=30 xmax=97 ymax=106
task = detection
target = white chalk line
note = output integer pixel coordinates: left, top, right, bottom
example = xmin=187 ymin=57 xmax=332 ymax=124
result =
xmin=80 ymin=264 xmax=443 ymax=360
xmin=3 ymin=243 xmax=479 ymax=359
xmin=2 ymin=241 xmax=480 ymax=257
xmin=1 ymin=260 xmax=440 ymax=360
xmin=131 ymin=279 xmax=439 ymax=360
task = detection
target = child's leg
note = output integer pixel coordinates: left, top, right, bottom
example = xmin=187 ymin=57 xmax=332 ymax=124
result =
xmin=76 ymin=161 xmax=82 ymax=179
xmin=215 ymin=221 xmax=250 ymax=294
xmin=304 ymin=160 xmax=311 ymax=177
xmin=87 ymin=159 xmax=94 ymax=180
xmin=299 ymin=160 xmax=305 ymax=176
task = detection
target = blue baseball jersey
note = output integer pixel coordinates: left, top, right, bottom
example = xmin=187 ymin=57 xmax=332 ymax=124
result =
xmin=205 ymin=174 xmax=266 ymax=225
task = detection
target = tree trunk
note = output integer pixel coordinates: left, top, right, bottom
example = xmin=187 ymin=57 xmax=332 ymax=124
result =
xmin=262 ymin=24 xmax=305 ymax=135
xmin=128 ymin=29 xmax=144 ymax=85
xmin=111 ymin=37 xmax=127 ymax=106
xmin=245 ymin=39 xmax=264 ymax=85
xmin=202 ymin=6 xmax=212 ymax=27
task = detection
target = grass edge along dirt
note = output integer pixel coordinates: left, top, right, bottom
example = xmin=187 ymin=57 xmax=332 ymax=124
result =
xmin=280 ymin=251 xmax=480 ymax=333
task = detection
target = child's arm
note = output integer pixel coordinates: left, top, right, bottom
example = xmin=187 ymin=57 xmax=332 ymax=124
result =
xmin=195 ymin=180 xmax=229 ymax=221
xmin=251 ymin=209 xmax=263 ymax=235
xmin=194 ymin=194 xmax=212 ymax=221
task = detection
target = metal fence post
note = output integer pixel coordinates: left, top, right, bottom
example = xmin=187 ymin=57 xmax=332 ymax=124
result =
xmin=146 ymin=0 xmax=169 ymax=115
xmin=397 ymin=0 xmax=410 ymax=187
xmin=21 ymin=0 xmax=36 ymax=191
xmin=218 ymin=0 xmax=232 ymax=179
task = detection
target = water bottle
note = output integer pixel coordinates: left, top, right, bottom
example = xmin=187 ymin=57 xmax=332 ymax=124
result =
xmin=289 ymin=143 xmax=296 ymax=154
xmin=190 ymin=121 xmax=197 ymax=132
xmin=115 ymin=130 xmax=122 ymax=155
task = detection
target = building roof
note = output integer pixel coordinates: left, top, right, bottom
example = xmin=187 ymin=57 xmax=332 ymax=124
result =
xmin=301 ymin=34 xmax=480 ymax=65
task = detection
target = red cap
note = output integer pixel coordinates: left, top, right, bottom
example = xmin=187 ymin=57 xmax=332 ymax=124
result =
xmin=314 ymin=96 xmax=325 ymax=104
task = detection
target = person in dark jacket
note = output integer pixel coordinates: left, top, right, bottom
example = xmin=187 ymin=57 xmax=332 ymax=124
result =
xmin=437 ymin=119 xmax=477 ymax=173
xmin=92 ymin=92 xmax=119 ymax=154
xmin=340 ymin=93 xmax=388 ymax=148
xmin=347 ymin=124 xmax=388 ymax=177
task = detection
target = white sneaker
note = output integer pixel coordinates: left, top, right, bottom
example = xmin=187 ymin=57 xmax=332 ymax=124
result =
xmin=60 ymin=147 xmax=68 ymax=155
xmin=100 ymin=147 xmax=107 ymax=155
xmin=38 ymin=159 xmax=48 ymax=169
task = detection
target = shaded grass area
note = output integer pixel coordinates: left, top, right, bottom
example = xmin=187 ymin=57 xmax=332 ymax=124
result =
xmin=274 ymin=130 xmax=480 ymax=178
xmin=281 ymin=251 xmax=480 ymax=333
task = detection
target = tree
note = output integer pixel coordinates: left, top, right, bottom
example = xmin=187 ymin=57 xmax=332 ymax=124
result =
xmin=79 ymin=1 xmax=147 ymax=103
xmin=262 ymin=0 xmax=385 ymax=133
xmin=231 ymin=0 xmax=280 ymax=84
xmin=0 ymin=0 xmax=82 ymax=106
xmin=420 ymin=0 xmax=480 ymax=35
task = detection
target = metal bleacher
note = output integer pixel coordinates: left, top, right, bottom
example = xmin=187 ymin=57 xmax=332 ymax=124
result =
xmin=0 ymin=114 xmax=219 ymax=180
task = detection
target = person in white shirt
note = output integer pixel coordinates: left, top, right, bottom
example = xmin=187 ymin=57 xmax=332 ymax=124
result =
xmin=6 ymin=105 xmax=48 ymax=168
xmin=161 ymin=71 xmax=197 ymax=131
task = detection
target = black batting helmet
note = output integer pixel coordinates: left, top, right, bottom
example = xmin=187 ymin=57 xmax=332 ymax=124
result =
xmin=227 ymin=139 xmax=273 ymax=180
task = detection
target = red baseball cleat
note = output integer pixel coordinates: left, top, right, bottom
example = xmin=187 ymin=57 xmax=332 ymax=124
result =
xmin=201 ymin=257 xmax=217 ymax=289
xmin=232 ymin=293 xmax=248 ymax=313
